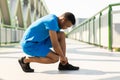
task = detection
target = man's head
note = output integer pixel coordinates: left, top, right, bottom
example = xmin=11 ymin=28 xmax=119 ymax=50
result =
xmin=58 ymin=12 xmax=76 ymax=29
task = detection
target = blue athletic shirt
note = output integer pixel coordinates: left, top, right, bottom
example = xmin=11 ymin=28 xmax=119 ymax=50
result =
xmin=20 ymin=14 xmax=60 ymax=47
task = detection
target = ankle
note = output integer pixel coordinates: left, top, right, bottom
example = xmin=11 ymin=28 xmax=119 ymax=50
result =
xmin=23 ymin=57 xmax=28 ymax=63
xmin=60 ymin=62 xmax=68 ymax=65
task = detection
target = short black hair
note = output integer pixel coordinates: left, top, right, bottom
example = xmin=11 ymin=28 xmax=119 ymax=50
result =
xmin=62 ymin=12 xmax=76 ymax=25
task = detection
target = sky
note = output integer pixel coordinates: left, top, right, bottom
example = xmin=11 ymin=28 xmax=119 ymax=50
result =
xmin=44 ymin=0 xmax=120 ymax=18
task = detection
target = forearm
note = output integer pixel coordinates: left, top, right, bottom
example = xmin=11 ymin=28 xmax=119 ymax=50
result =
xmin=49 ymin=30 xmax=65 ymax=58
xmin=52 ymin=41 xmax=64 ymax=57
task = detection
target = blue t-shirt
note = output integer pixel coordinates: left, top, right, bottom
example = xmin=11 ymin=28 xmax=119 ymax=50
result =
xmin=20 ymin=14 xmax=60 ymax=47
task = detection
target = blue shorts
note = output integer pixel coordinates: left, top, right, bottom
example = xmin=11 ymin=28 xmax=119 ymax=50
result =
xmin=22 ymin=37 xmax=52 ymax=57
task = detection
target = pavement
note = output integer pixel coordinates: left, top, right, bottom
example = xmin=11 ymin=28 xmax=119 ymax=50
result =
xmin=0 ymin=38 xmax=120 ymax=80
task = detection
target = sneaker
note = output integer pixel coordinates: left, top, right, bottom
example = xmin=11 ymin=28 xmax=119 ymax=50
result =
xmin=18 ymin=57 xmax=34 ymax=72
xmin=58 ymin=63 xmax=79 ymax=71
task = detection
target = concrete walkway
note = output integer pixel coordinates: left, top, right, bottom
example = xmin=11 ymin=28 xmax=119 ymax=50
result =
xmin=0 ymin=38 xmax=120 ymax=80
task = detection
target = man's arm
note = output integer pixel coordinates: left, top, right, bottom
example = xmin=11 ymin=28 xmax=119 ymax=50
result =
xmin=49 ymin=30 xmax=64 ymax=57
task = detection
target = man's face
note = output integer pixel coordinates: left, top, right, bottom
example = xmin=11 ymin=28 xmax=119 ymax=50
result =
xmin=59 ymin=18 xmax=73 ymax=29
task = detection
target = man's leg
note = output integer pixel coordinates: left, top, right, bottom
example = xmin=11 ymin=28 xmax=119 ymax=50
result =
xmin=57 ymin=31 xmax=79 ymax=70
xmin=24 ymin=51 xmax=59 ymax=64
xmin=18 ymin=51 xmax=59 ymax=72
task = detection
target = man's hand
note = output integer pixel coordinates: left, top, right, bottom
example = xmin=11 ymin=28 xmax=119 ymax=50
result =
xmin=60 ymin=56 xmax=68 ymax=65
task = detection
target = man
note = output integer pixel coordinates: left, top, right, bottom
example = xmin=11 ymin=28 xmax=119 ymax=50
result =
xmin=18 ymin=12 xmax=79 ymax=72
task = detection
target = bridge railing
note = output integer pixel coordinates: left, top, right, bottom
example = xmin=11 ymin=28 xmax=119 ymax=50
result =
xmin=67 ymin=3 xmax=120 ymax=51
xmin=0 ymin=4 xmax=24 ymax=46
xmin=0 ymin=23 xmax=25 ymax=46
xmin=0 ymin=0 xmax=49 ymax=46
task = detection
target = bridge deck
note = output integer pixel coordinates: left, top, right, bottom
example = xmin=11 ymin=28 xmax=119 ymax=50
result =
xmin=0 ymin=38 xmax=120 ymax=80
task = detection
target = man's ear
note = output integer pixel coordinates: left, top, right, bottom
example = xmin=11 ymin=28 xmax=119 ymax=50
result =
xmin=61 ymin=17 xmax=65 ymax=23
xmin=62 ymin=17 xmax=68 ymax=23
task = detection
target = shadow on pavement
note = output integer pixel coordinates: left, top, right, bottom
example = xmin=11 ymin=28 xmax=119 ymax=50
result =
xmin=37 ymin=69 xmax=120 ymax=76
xmin=0 ymin=78 xmax=4 ymax=80
xmin=40 ymin=68 xmax=106 ymax=75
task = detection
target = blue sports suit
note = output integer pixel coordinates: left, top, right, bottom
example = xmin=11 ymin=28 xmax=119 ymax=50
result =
xmin=20 ymin=14 xmax=60 ymax=57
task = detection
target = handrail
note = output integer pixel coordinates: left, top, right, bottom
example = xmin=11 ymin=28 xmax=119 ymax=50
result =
xmin=68 ymin=3 xmax=120 ymax=35
xmin=67 ymin=3 xmax=120 ymax=51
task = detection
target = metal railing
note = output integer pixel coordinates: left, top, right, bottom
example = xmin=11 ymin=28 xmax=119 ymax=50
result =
xmin=67 ymin=3 xmax=120 ymax=51
xmin=0 ymin=23 xmax=25 ymax=46
xmin=0 ymin=0 xmax=49 ymax=46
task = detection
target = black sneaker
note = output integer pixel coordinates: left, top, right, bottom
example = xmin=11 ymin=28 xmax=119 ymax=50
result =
xmin=18 ymin=57 xmax=34 ymax=72
xmin=58 ymin=63 xmax=79 ymax=71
